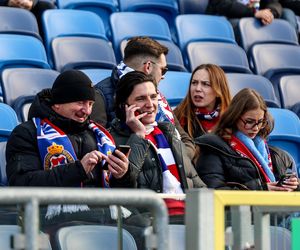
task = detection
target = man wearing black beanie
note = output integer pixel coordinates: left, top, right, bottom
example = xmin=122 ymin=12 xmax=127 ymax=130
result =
xmin=6 ymin=69 xmax=132 ymax=246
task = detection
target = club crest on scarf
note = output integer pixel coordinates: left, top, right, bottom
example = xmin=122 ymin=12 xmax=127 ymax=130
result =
xmin=44 ymin=143 xmax=74 ymax=170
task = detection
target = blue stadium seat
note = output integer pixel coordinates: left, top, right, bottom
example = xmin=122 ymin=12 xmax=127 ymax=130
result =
xmin=0 ymin=6 xmax=41 ymax=40
xmin=110 ymin=12 xmax=173 ymax=62
xmin=238 ymin=17 xmax=298 ymax=53
xmin=158 ymin=71 xmax=191 ymax=108
xmin=12 ymin=96 xmax=35 ymax=123
xmin=178 ymin=0 xmax=208 ymax=14
xmin=187 ymin=42 xmax=251 ymax=73
xmin=0 ymin=103 xmax=19 ymax=133
xmin=250 ymin=44 xmax=300 ymax=99
xmin=118 ymin=0 xmax=179 ymax=41
xmin=55 ymin=0 xmax=119 ymax=40
xmin=175 ymin=14 xmax=236 ymax=65
xmin=278 ymin=75 xmax=300 ymax=109
xmin=268 ymin=108 xmax=300 ymax=136
xmin=42 ymin=9 xmax=107 ymax=67
xmin=52 ymin=37 xmax=116 ymax=72
xmin=81 ymin=69 xmax=112 ymax=84
xmin=1 ymin=68 xmax=59 ymax=121
xmin=120 ymin=39 xmax=187 ymax=71
xmin=0 ymin=141 xmax=8 ymax=186
xmin=0 ymin=34 xmax=49 ymax=71
xmin=56 ymin=225 xmax=137 ymax=250
xmin=226 ymin=73 xmax=280 ymax=108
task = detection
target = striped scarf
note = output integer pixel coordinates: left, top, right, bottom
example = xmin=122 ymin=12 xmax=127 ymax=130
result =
xmin=33 ymin=117 xmax=116 ymax=219
xmin=116 ymin=61 xmax=175 ymax=124
xmin=145 ymin=123 xmax=183 ymax=194
xmin=194 ymin=105 xmax=220 ymax=133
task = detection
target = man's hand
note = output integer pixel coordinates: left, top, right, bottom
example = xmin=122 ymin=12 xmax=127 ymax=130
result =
xmin=8 ymin=0 xmax=34 ymax=10
xmin=255 ymin=9 xmax=274 ymax=25
xmin=103 ymin=149 xmax=130 ymax=179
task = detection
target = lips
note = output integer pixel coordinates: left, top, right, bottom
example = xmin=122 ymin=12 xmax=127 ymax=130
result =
xmin=193 ymin=95 xmax=203 ymax=102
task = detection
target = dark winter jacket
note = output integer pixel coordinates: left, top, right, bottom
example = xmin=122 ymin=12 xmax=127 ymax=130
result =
xmin=6 ymin=89 xmax=119 ymax=187
xmin=195 ymin=133 xmax=295 ymax=190
xmin=109 ymin=119 xmax=206 ymax=192
xmin=206 ymin=0 xmax=282 ymax=18
xmin=94 ymin=68 xmax=196 ymax=159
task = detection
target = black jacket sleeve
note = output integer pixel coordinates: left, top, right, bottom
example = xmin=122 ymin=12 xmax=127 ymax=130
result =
xmin=6 ymin=122 xmax=88 ymax=187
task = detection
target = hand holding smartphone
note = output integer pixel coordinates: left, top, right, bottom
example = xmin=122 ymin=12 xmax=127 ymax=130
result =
xmin=276 ymin=173 xmax=296 ymax=186
xmin=102 ymin=145 xmax=131 ymax=170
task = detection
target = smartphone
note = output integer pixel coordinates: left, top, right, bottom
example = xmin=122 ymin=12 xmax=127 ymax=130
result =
xmin=276 ymin=173 xmax=295 ymax=186
xmin=102 ymin=145 xmax=131 ymax=170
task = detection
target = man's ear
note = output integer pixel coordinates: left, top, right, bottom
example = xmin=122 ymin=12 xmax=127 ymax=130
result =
xmin=143 ymin=61 xmax=152 ymax=75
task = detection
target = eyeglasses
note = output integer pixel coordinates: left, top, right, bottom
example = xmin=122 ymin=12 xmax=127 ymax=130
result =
xmin=239 ymin=118 xmax=267 ymax=129
xmin=145 ymin=60 xmax=168 ymax=76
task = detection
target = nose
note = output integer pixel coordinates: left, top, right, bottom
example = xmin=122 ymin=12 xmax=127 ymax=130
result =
xmin=145 ymin=96 xmax=153 ymax=107
xmin=82 ymin=102 xmax=92 ymax=114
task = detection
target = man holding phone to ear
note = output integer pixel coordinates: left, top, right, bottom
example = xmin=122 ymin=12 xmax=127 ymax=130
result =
xmin=94 ymin=36 xmax=196 ymax=160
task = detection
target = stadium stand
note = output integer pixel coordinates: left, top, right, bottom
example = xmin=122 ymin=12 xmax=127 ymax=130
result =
xmin=175 ymin=14 xmax=236 ymax=67
xmin=158 ymin=71 xmax=191 ymax=108
xmin=42 ymin=9 xmax=108 ymax=68
xmin=278 ymin=75 xmax=300 ymax=109
xmin=0 ymin=6 xmax=41 ymax=40
xmin=81 ymin=69 xmax=112 ymax=84
xmin=226 ymin=73 xmax=280 ymax=108
xmin=55 ymin=0 xmax=119 ymax=40
xmin=238 ymin=17 xmax=299 ymax=53
xmin=56 ymin=225 xmax=137 ymax=250
xmin=177 ymin=0 xmax=208 ymax=14
xmin=110 ymin=12 xmax=173 ymax=62
xmin=187 ymin=42 xmax=252 ymax=73
xmin=52 ymin=36 xmax=116 ymax=72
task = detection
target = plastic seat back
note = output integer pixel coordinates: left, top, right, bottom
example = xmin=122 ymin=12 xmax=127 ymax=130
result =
xmin=268 ymin=108 xmax=300 ymax=136
xmin=56 ymin=225 xmax=137 ymax=250
xmin=0 ymin=34 xmax=49 ymax=71
xmin=52 ymin=37 xmax=116 ymax=72
xmin=239 ymin=17 xmax=298 ymax=53
xmin=187 ymin=42 xmax=251 ymax=73
xmin=0 ymin=103 xmax=19 ymax=132
xmin=42 ymin=9 xmax=107 ymax=67
xmin=158 ymin=71 xmax=191 ymax=108
xmin=0 ymin=6 xmax=41 ymax=40
xmin=110 ymin=12 xmax=172 ymax=62
xmin=81 ymin=69 xmax=112 ymax=84
xmin=175 ymin=14 xmax=236 ymax=61
xmin=1 ymin=68 xmax=59 ymax=107
xmin=56 ymin=0 xmax=119 ymax=39
xmin=278 ymin=75 xmax=300 ymax=109
xmin=178 ymin=0 xmax=208 ymax=14
xmin=226 ymin=73 xmax=280 ymax=108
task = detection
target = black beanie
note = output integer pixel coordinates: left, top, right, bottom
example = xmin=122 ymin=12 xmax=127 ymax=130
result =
xmin=51 ymin=70 xmax=95 ymax=104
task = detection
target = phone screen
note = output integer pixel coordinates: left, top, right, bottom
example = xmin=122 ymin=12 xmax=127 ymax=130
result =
xmin=102 ymin=145 xmax=131 ymax=170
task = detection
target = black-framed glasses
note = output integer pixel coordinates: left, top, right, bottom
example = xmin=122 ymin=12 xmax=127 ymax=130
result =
xmin=239 ymin=118 xmax=267 ymax=129
xmin=145 ymin=60 xmax=168 ymax=76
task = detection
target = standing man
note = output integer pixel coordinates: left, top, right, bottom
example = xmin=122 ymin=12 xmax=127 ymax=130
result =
xmin=95 ymin=36 xmax=195 ymax=159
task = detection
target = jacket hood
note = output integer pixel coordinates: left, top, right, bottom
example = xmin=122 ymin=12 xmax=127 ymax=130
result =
xmin=28 ymin=88 xmax=90 ymax=133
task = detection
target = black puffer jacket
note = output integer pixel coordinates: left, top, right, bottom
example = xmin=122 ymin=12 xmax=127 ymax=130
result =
xmin=109 ymin=119 xmax=206 ymax=192
xmin=206 ymin=0 xmax=282 ymax=18
xmin=195 ymin=134 xmax=295 ymax=190
xmin=6 ymin=89 xmax=117 ymax=187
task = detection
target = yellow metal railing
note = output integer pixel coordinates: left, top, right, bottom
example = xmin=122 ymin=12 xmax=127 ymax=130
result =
xmin=214 ymin=191 xmax=300 ymax=250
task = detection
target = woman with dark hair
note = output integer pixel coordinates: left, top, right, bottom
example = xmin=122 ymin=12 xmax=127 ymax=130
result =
xmin=195 ymin=88 xmax=299 ymax=191
xmin=174 ymin=64 xmax=231 ymax=139
xmin=110 ymin=70 xmax=205 ymax=193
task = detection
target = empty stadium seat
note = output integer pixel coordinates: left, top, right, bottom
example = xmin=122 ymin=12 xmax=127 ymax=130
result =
xmin=238 ymin=17 xmax=298 ymax=53
xmin=56 ymin=225 xmax=137 ymax=250
xmin=110 ymin=12 xmax=173 ymax=62
xmin=52 ymin=37 xmax=116 ymax=72
xmin=119 ymin=0 xmax=179 ymax=41
xmin=158 ymin=71 xmax=191 ymax=108
xmin=0 ymin=103 xmax=19 ymax=132
xmin=81 ymin=69 xmax=112 ymax=84
xmin=0 ymin=34 xmax=50 ymax=71
xmin=278 ymin=75 xmax=300 ymax=109
xmin=175 ymin=14 xmax=236 ymax=66
xmin=187 ymin=42 xmax=251 ymax=73
xmin=12 ymin=96 xmax=35 ymax=123
xmin=226 ymin=73 xmax=280 ymax=108
xmin=178 ymin=0 xmax=208 ymax=14
xmin=250 ymin=44 xmax=300 ymax=99
xmin=0 ymin=7 xmax=41 ymax=40
xmin=268 ymin=108 xmax=300 ymax=136
xmin=42 ymin=9 xmax=108 ymax=67
xmin=120 ymin=39 xmax=187 ymax=71
xmin=56 ymin=0 xmax=119 ymax=39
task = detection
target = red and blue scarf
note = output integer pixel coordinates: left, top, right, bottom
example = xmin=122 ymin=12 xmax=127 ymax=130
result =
xmin=33 ymin=117 xmax=116 ymax=187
